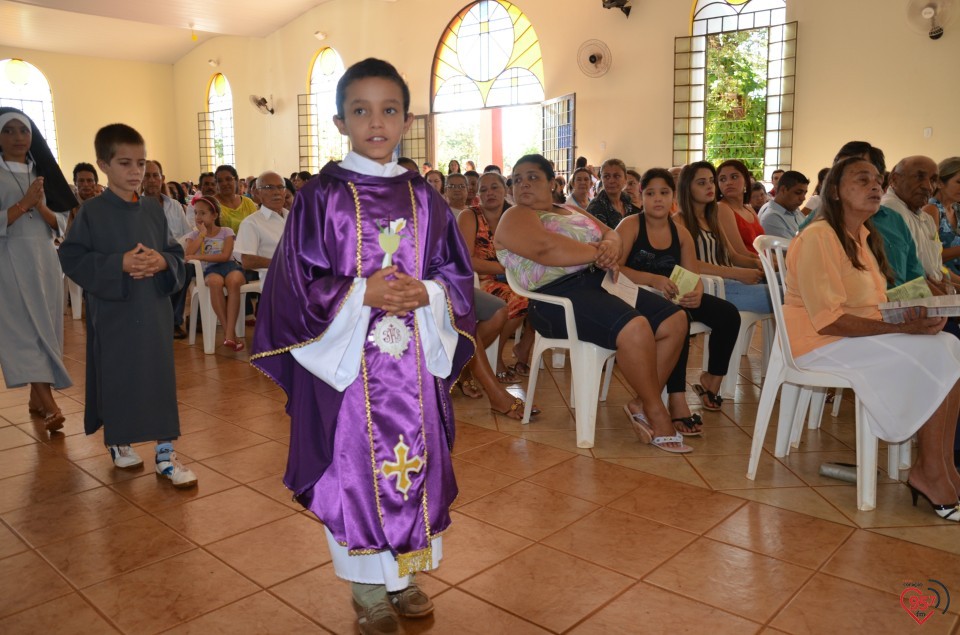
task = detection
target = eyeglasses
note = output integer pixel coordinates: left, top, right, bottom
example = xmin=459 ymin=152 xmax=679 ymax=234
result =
xmin=446 ymin=184 xmax=467 ymax=190
xmin=258 ymin=184 xmax=285 ymax=191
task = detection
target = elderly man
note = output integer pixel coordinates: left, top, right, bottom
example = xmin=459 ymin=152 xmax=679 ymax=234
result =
xmin=142 ymin=160 xmax=192 ymax=338
xmin=883 ymin=155 xmax=960 ymax=292
xmin=758 ymin=170 xmax=809 ymax=238
xmin=235 ymin=171 xmax=288 ymax=285
xmin=143 ymin=160 xmax=192 ymax=241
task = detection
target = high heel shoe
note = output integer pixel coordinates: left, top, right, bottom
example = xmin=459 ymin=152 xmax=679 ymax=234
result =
xmin=908 ymin=482 xmax=960 ymax=522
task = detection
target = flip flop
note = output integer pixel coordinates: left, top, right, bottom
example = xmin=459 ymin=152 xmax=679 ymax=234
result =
xmin=672 ymin=414 xmax=703 ymax=437
xmin=457 ymin=378 xmax=484 ymax=399
xmin=622 ymin=405 xmax=653 ymax=444
xmin=693 ymin=384 xmax=723 ymax=411
xmin=496 ymin=370 xmax=520 ymax=384
xmin=510 ymin=362 xmax=531 ymax=377
xmin=651 ymin=433 xmax=693 ymax=454
xmin=492 ymin=397 xmax=540 ymax=420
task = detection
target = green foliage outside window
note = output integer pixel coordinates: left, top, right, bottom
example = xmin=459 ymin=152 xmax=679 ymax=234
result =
xmin=705 ymin=29 xmax=768 ymax=176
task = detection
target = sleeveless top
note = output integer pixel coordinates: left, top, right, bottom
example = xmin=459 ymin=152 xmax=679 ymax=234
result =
xmin=626 ymin=213 xmax=681 ymax=277
xmin=497 ymin=209 xmax=602 ymax=291
xmin=932 ymin=197 xmax=960 ymax=276
xmin=694 ymin=227 xmax=725 ymax=267
xmin=732 ymin=206 xmax=764 ymax=255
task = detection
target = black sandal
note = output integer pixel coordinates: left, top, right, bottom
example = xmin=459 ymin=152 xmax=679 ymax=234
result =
xmin=693 ymin=384 xmax=723 ymax=411
xmin=672 ymin=414 xmax=703 ymax=437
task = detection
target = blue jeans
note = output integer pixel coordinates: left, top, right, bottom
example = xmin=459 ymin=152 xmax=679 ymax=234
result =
xmin=722 ymin=279 xmax=773 ymax=313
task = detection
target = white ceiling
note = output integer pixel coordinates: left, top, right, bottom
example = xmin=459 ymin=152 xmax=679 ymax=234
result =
xmin=0 ymin=0 xmax=345 ymax=64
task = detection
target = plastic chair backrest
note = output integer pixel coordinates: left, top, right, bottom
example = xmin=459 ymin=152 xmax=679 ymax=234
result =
xmin=504 ymin=266 xmax=580 ymax=343
xmin=753 ymin=234 xmax=799 ymax=369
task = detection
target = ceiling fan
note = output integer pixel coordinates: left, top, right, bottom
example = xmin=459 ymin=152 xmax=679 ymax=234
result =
xmin=249 ymin=94 xmax=275 ymax=115
xmin=906 ymin=0 xmax=955 ymax=39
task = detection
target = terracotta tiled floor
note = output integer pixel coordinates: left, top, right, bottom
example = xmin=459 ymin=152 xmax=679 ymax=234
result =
xmin=1 ymin=318 xmax=958 ymax=633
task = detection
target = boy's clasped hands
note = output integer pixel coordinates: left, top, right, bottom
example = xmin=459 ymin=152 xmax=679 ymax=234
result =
xmin=123 ymin=243 xmax=168 ymax=279
xmin=364 ymin=265 xmax=429 ymax=316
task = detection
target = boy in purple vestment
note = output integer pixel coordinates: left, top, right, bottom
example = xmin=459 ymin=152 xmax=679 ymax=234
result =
xmin=250 ymin=59 xmax=475 ymax=635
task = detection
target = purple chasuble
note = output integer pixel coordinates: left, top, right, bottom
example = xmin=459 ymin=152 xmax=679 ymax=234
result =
xmin=251 ymin=161 xmax=475 ymax=571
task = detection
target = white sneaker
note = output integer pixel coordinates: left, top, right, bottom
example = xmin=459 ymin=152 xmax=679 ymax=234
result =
xmin=155 ymin=452 xmax=198 ymax=488
xmin=108 ymin=445 xmax=143 ymax=469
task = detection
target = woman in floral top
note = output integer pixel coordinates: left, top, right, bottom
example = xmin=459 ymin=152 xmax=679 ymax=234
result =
xmin=495 ymin=154 xmax=693 ymax=454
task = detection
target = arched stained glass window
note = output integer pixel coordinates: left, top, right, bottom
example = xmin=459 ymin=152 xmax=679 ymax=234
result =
xmin=304 ymin=47 xmax=348 ymax=171
xmin=432 ymin=0 xmax=544 ymax=113
xmin=200 ymin=73 xmax=235 ymax=170
xmin=692 ymin=0 xmax=786 ymax=35
xmin=0 ymin=59 xmax=59 ymax=161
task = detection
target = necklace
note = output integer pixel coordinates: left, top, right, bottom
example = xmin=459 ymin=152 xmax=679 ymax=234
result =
xmin=1 ymin=155 xmax=33 ymax=218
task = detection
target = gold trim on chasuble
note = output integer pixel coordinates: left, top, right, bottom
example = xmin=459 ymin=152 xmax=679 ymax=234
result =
xmin=353 ymin=182 xmax=436 ymax=574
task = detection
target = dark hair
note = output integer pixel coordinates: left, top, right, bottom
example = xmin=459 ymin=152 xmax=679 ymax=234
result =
xmin=771 ymin=169 xmax=785 ymax=177
xmin=600 ymin=158 xmax=626 ymax=176
xmin=640 ymin=167 xmax=675 ymax=191
xmin=750 ymin=181 xmax=767 ymax=194
xmin=425 ymin=169 xmax=445 ymax=191
xmin=397 ymin=157 xmax=419 ymax=172
xmin=571 ymin=167 xmax=592 ymax=185
xmin=777 ymin=170 xmax=809 ymax=191
xmin=448 ymin=160 xmax=461 ymax=174
xmin=575 ymin=156 xmax=587 ymax=169
xmin=483 ymin=164 xmax=502 ymax=174
xmin=335 ymin=57 xmax=410 ymax=119
xmin=626 ymin=169 xmax=642 ymax=183
xmin=834 ymin=141 xmax=886 ymax=175
xmin=813 ymin=167 xmax=829 ymax=195
xmin=677 ymin=161 xmax=729 ymax=266
xmin=817 ymin=157 xmax=892 ymax=284
xmin=215 ymin=165 xmax=238 ymax=180
xmin=198 ymin=171 xmax=215 ymax=183
xmin=194 ymin=195 xmax=222 ymax=226
xmin=464 ymin=170 xmax=480 ymax=179
xmin=167 ymin=181 xmax=187 ymax=205
xmin=512 ymin=154 xmax=555 ymax=181
xmin=73 ymin=162 xmax=98 ymax=182
xmin=94 ymin=123 xmax=144 ymax=162
xmin=296 ymin=171 xmax=311 ymax=182
xmin=716 ymin=159 xmax=752 ymax=204
xmin=146 ymin=159 xmax=163 ymax=175
xmin=446 ymin=173 xmax=467 ymax=185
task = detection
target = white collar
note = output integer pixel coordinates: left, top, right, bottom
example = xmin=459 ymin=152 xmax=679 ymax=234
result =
xmin=257 ymin=204 xmax=286 ymax=219
xmin=0 ymin=157 xmax=33 ymax=174
xmin=339 ymin=151 xmax=406 ymax=177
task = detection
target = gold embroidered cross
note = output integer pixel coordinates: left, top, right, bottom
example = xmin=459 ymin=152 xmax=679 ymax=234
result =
xmin=381 ymin=435 xmax=423 ymax=500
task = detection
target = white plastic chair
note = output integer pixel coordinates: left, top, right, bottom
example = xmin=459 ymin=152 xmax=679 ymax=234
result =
xmin=747 ymin=235 xmax=910 ymax=511
xmin=701 ymin=274 xmax=774 ymax=398
xmin=187 ymin=260 xmax=245 ymax=354
xmin=64 ymin=276 xmax=83 ymax=320
xmin=505 ymin=268 xmax=616 ymax=448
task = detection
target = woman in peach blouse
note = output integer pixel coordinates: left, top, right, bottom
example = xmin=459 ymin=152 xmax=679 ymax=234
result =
xmin=785 ymin=157 xmax=960 ymax=521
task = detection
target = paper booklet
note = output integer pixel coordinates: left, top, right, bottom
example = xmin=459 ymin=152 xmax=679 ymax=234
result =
xmin=601 ymin=270 xmax=639 ymax=307
xmin=879 ymin=293 xmax=960 ymax=324
xmin=669 ymin=265 xmax=701 ymax=302
xmin=884 ymin=277 xmax=932 ymax=302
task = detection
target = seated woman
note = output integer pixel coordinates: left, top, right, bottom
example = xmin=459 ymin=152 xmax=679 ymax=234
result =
xmin=457 ymin=172 xmax=535 ymax=381
xmin=495 ymin=154 xmax=692 ymax=454
xmin=617 ymin=169 xmax=741 ymax=429
xmin=566 ymin=167 xmax=592 ymax=210
xmin=456 ymin=289 xmax=540 ymax=419
xmin=587 ymin=158 xmax=639 ymax=229
xmin=922 ymin=157 xmax=960 ymax=276
xmin=786 ymin=157 xmax=960 ymax=521
xmin=674 ymin=161 xmax=772 ymax=314
xmin=716 ymin=159 xmax=764 ymax=262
